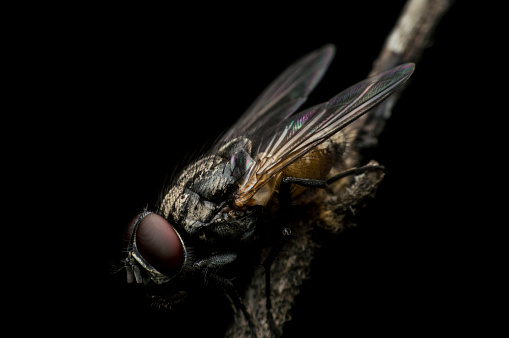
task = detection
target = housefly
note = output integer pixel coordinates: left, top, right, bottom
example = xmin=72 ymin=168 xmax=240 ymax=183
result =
xmin=122 ymin=44 xmax=414 ymax=332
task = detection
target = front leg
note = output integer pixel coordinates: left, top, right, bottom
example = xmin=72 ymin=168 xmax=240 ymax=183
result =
xmin=193 ymin=252 xmax=238 ymax=270
xmin=193 ymin=252 xmax=238 ymax=283
xmin=212 ymin=274 xmax=257 ymax=337
xmin=194 ymin=253 xmax=257 ymax=336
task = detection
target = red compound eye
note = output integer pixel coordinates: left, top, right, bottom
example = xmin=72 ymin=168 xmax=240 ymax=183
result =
xmin=134 ymin=213 xmax=184 ymax=276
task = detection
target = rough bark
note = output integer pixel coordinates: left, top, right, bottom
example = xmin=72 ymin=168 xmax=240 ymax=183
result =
xmin=226 ymin=1 xmax=454 ymax=336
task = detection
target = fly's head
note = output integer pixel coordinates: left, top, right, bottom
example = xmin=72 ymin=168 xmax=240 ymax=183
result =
xmin=121 ymin=208 xmax=256 ymax=309
xmin=124 ymin=211 xmax=188 ymax=286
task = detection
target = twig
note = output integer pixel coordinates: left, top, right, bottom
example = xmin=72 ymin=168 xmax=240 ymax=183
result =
xmin=225 ymin=1 xmax=454 ymax=336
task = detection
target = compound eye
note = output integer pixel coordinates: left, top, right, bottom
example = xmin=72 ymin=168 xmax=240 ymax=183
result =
xmin=135 ymin=213 xmax=184 ymax=276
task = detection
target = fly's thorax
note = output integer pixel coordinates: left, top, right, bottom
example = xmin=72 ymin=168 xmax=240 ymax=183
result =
xmin=160 ymin=155 xmax=216 ymax=222
xmin=159 ymin=137 xmax=256 ymax=236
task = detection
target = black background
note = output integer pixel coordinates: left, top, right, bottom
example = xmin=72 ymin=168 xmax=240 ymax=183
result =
xmin=47 ymin=1 xmax=500 ymax=336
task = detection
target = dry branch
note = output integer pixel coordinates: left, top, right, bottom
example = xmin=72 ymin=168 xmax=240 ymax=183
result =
xmin=226 ymin=1 xmax=454 ymax=336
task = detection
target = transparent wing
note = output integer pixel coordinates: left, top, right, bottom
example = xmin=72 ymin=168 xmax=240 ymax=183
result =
xmin=235 ymin=63 xmax=415 ymax=205
xmin=217 ymin=44 xmax=335 ymax=145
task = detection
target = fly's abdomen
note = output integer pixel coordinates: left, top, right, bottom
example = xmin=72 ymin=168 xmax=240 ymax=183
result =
xmin=283 ymin=130 xmax=348 ymax=196
xmin=247 ymin=130 xmax=348 ymax=206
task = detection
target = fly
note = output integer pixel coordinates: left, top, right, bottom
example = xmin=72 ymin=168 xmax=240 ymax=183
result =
xmin=122 ymin=44 xmax=414 ymax=335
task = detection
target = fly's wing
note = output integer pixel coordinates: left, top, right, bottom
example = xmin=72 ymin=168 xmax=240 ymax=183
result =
xmin=217 ymin=44 xmax=335 ymax=145
xmin=235 ymin=63 xmax=415 ymax=206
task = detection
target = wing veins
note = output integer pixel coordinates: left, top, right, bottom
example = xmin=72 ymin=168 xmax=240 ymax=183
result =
xmin=236 ymin=63 xmax=415 ymax=205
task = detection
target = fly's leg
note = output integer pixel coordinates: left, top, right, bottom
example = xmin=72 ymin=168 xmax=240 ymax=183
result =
xmin=262 ymin=176 xmax=294 ymax=336
xmin=263 ymin=227 xmax=291 ymax=337
xmin=282 ymin=164 xmax=385 ymax=188
xmin=193 ymin=253 xmax=237 ymax=284
xmin=194 ymin=253 xmax=257 ymax=336
xmin=193 ymin=252 xmax=238 ymax=270
xmin=261 ymin=164 xmax=384 ymax=334
xmin=214 ymin=275 xmax=257 ymax=337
